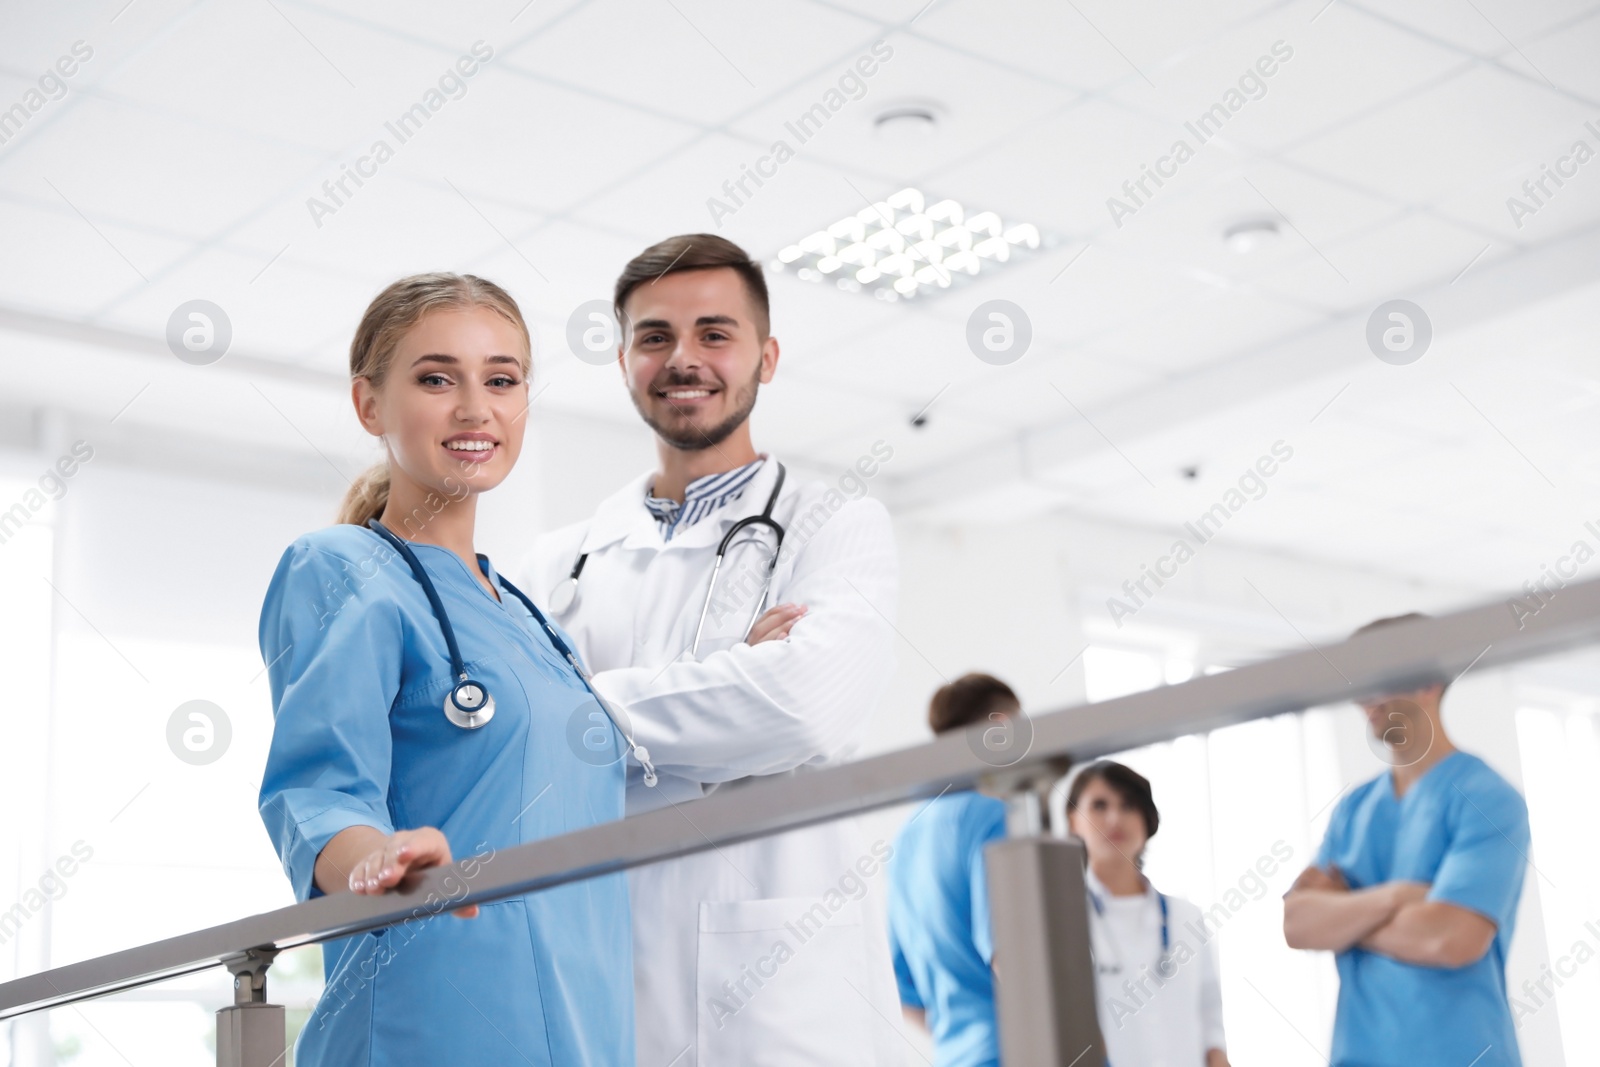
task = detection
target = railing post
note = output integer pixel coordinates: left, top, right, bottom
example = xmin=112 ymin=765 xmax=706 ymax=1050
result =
xmin=217 ymin=948 xmax=285 ymax=1067
xmin=986 ymin=779 xmax=1104 ymax=1066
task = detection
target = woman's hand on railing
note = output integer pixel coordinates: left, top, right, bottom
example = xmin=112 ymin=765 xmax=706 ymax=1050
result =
xmin=324 ymin=825 xmax=473 ymax=921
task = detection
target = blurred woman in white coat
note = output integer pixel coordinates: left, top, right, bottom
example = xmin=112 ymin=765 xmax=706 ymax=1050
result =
xmin=1066 ymin=762 xmax=1230 ymax=1067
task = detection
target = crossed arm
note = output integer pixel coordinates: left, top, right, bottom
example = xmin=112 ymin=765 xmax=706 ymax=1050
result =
xmin=1282 ymin=865 xmax=1497 ymax=968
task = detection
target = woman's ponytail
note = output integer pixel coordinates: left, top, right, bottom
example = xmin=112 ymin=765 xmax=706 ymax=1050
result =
xmin=337 ymin=462 xmax=391 ymax=527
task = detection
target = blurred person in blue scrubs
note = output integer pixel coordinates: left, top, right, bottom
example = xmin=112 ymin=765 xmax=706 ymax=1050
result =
xmin=888 ymin=673 xmax=1017 ymax=1067
xmin=1283 ymin=612 xmax=1530 ymax=1067
xmin=1066 ymin=761 xmax=1228 ymax=1067
xmin=257 ymin=274 xmax=632 ymax=1066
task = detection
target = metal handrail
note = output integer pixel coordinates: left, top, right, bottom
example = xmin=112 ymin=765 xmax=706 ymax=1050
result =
xmin=3 ymin=574 xmax=1598 ymax=1021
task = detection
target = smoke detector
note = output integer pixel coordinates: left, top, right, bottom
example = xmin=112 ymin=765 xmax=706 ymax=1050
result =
xmin=872 ymin=99 xmax=945 ymax=145
xmin=1223 ymin=217 xmax=1282 ymax=253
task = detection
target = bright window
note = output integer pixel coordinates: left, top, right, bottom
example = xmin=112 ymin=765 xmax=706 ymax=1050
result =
xmin=0 ymin=480 xmax=60 ymax=1065
xmin=1516 ymin=704 xmax=1600 ymax=1062
xmin=0 ymin=474 xmax=322 ymax=1065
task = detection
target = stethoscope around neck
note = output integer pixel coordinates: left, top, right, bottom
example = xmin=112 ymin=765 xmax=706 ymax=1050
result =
xmin=1086 ymin=877 xmax=1172 ymax=978
xmin=366 ymin=518 xmax=657 ymax=786
xmin=549 ymin=462 xmax=788 ymax=658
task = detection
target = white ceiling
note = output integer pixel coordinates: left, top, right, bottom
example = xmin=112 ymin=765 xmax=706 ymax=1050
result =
xmin=4 ymin=0 xmax=1600 ymax=595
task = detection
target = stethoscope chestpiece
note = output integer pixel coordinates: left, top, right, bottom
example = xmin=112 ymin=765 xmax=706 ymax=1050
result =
xmin=444 ymin=678 xmax=496 ymax=729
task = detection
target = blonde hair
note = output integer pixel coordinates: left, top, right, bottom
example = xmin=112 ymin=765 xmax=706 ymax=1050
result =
xmin=336 ymin=273 xmax=532 ymax=526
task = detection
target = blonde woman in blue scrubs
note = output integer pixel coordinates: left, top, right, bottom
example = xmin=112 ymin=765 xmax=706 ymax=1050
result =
xmin=257 ymin=273 xmax=632 ymax=1065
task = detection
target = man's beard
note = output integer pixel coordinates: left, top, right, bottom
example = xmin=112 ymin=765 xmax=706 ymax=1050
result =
xmin=633 ymin=364 xmax=761 ymax=451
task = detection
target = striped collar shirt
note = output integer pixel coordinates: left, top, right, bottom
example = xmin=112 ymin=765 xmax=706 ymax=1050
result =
xmin=644 ymin=457 xmax=767 ymax=542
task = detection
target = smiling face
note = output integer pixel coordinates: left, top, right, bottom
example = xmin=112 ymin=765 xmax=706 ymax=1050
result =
xmin=353 ymin=305 xmax=529 ymax=505
xmin=618 ymin=267 xmax=778 ymax=451
xmin=1068 ymin=775 xmax=1151 ymax=868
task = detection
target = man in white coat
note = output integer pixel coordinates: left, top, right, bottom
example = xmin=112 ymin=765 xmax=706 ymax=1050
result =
xmin=522 ymin=234 xmax=904 ymax=1066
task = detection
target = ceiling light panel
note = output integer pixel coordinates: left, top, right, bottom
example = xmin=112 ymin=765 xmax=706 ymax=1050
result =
xmin=771 ymin=187 xmax=1046 ymax=303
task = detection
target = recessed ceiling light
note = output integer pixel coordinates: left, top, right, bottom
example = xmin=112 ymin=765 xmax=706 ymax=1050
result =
xmin=1223 ymin=217 xmax=1281 ymax=253
xmin=872 ymin=99 xmax=945 ymax=144
xmin=769 ymin=187 xmax=1047 ymax=302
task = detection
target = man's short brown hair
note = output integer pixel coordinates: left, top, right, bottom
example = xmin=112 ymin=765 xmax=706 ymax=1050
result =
xmin=613 ymin=234 xmax=771 ymax=339
xmin=928 ymin=673 xmax=1019 ymax=736
xmin=1352 ymin=612 xmax=1451 ymax=695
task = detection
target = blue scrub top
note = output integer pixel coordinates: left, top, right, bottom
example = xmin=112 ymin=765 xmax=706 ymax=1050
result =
xmin=888 ymin=790 xmax=1007 ymax=1067
xmin=1316 ymin=750 xmax=1529 ymax=1067
xmin=257 ymin=525 xmax=634 ymax=1067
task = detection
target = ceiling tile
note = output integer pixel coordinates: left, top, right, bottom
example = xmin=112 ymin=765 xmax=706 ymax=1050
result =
xmin=1319 ymin=372 xmax=1482 ymax=449
xmin=1431 ymin=119 xmax=1600 ymax=242
xmin=94 ymin=245 xmax=381 ymax=360
xmin=1515 ymin=7 xmax=1600 ymax=101
xmin=500 ymin=0 xmax=880 ymax=127
xmin=301 ymin=0 xmax=589 ymax=49
xmin=939 ymin=346 xmax=1165 ymax=425
xmin=1102 ymin=157 xmax=1405 ymax=288
xmin=726 ymin=33 xmax=1081 ymax=180
xmin=912 ymin=0 xmax=1282 ymax=91
xmin=380 ymin=69 xmax=701 ymax=216
xmin=235 ymin=173 xmax=545 ymax=287
xmin=786 ymin=311 xmax=980 ymax=405
xmin=1285 ymin=63 xmax=1596 ymax=205
xmin=1089 ymin=287 xmax=1327 ymax=375
xmin=103 ymin=0 xmax=456 ymax=157
xmin=568 ymin=132 xmax=883 ymax=257
xmin=924 ymin=96 xmax=1253 ymax=243
xmin=0 ymin=0 xmax=193 ymax=90
xmin=0 ymin=196 xmax=193 ymax=318
xmin=1344 ymin=0 xmax=1600 ymax=57
xmin=985 ymin=241 xmax=1256 ymax=353
xmin=0 ymin=93 xmax=325 ymax=241
xmin=1250 ymin=210 xmax=1493 ymax=310
xmin=1108 ymin=4 xmax=1467 ymax=155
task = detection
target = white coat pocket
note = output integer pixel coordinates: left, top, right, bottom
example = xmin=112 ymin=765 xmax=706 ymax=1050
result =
xmin=695 ymin=897 xmax=875 ymax=1065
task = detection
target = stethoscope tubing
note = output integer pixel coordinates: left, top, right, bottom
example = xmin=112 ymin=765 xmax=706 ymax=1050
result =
xmin=690 ymin=504 xmax=787 ymax=655
xmin=369 ymin=519 xmax=473 ymax=681
xmin=560 ymin=461 xmax=789 ymax=657
xmin=1087 ymin=882 xmax=1172 ymax=975
xmin=366 ymin=518 xmax=658 ymax=783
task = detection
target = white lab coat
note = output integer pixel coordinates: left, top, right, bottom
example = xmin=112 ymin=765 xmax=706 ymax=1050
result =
xmin=522 ymin=456 xmax=905 ymax=1067
xmin=1085 ymin=868 xmax=1227 ymax=1067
